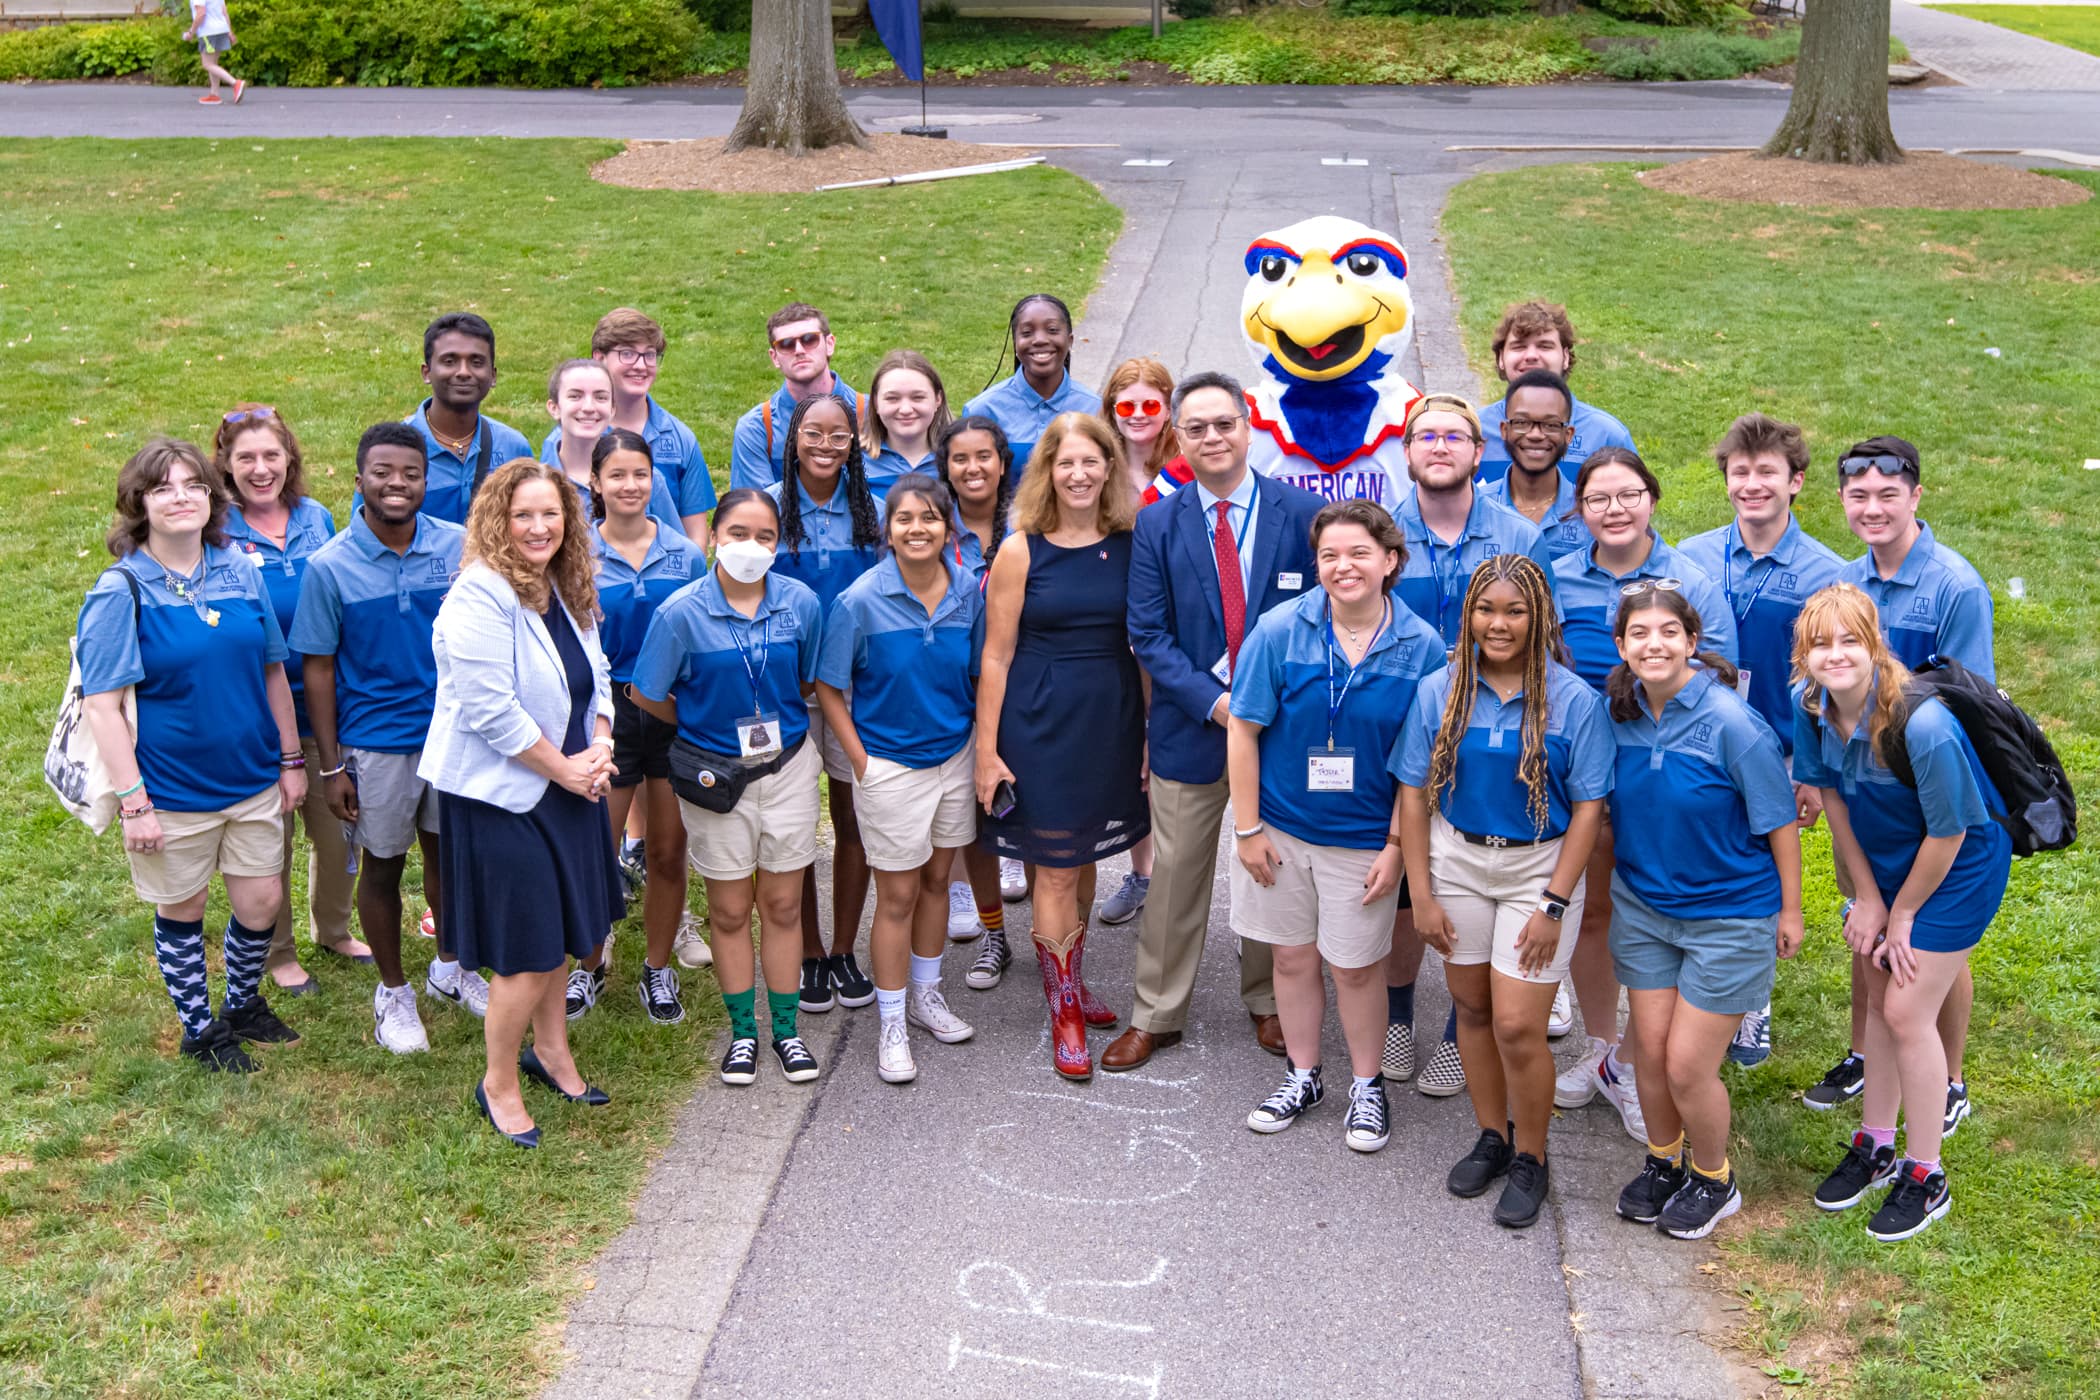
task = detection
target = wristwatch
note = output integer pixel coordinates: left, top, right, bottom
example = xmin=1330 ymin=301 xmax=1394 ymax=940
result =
xmin=1537 ymin=890 xmax=1570 ymax=922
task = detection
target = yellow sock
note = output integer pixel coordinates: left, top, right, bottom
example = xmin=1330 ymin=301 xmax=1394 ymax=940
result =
xmin=1689 ymin=1152 xmax=1731 ymax=1182
xmin=1648 ymin=1134 xmax=1685 ymax=1166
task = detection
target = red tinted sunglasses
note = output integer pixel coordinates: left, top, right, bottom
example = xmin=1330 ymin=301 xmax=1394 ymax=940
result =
xmin=1113 ymin=398 xmax=1164 ymax=418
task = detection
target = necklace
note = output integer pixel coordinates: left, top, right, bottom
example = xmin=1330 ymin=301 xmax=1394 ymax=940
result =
xmin=430 ymin=419 xmax=475 ymax=455
xmin=143 ymin=548 xmax=220 ymax=626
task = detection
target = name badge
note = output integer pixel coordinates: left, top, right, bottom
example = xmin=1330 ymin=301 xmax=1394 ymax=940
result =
xmin=1277 ymin=571 xmax=1303 ymax=591
xmin=738 ymin=712 xmax=783 ymax=760
xmin=1210 ymin=650 xmax=1232 ymax=685
xmin=1735 ymin=668 xmax=1754 ymax=701
xmin=1307 ymin=749 xmax=1355 ymax=792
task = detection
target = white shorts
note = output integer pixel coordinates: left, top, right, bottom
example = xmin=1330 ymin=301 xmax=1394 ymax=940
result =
xmin=857 ymin=744 xmax=977 ymax=871
xmin=804 ymin=694 xmax=855 ymax=784
xmin=681 ymin=738 xmax=821 ymax=881
xmin=1428 ymin=813 xmax=1585 ymax=984
xmin=127 ymin=784 xmax=284 ymax=904
xmin=1231 ymin=823 xmax=1398 ymax=970
xmin=344 ymin=747 xmax=439 ymax=859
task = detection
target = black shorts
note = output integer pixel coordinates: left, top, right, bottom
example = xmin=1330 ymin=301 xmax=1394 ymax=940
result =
xmin=610 ymin=685 xmax=675 ymax=788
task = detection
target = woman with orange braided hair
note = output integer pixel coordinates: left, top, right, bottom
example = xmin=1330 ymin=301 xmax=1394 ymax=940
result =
xmin=1392 ymin=553 xmax=1612 ymax=1228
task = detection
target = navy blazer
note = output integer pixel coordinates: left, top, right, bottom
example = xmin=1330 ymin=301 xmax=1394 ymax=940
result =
xmin=1129 ymin=472 xmax=1324 ymax=786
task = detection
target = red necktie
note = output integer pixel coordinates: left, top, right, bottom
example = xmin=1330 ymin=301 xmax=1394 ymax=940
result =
xmin=1215 ymin=500 xmax=1247 ymax=666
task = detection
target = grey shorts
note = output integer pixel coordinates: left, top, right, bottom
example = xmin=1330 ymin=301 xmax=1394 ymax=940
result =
xmin=1606 ymin=872 xmax=1776 ymax=1017
xmin=345 ymin=748 xmax=440 ymax=859
xmin=198 ymin=32 xmax=233 ymax=54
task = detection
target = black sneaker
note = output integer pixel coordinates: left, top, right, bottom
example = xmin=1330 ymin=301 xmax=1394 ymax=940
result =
xmin=179 ymin=1019 xmax=257 ymax=1073
xmin=1867 ymin=1160 xmax=1951 ymax=1242
xmin=826 ymin=952 xmax=875 ymax=1009
xmin=1657 ymin=1170 xmax=1742 ymax=1240
xmin=798 ymin=957 xmax=835 ymax=1013
xmin=1494 ymin=1152 xmax=1550 ymax=1229
xmin=1943 ymin=1081 xmax=1971 ymax=1137
xmin=719 ymin=1036 xmax=759 ymax=1086
xmin=565 ymin=964 xmax=607 ymax=1022
xmin=772 ymin=1035 xmax=820 ymax=1084
xmin=618 ymin=838 xmax=646 ymax=896
xmin=1344 ymin=1079 xmax=1390 ymax=1153
xmin=1447 ymin=1125 xmax=1514 ymax=1199
xmin=1803 ymin=1051 xmax=1865 ymax=1110
xmin=1617 ymin=1154 xmax=1689 ymax=1224
xmin=1814 ymin=1131 xmax=1899 ymax=1212
xmin=637 ymin=964 xmax=685 ymax=1026
xmin=1246 ymin=1062 xmax=1323 ymax=1133
xmin=222 ymin=994 xmax=299 ymax=1044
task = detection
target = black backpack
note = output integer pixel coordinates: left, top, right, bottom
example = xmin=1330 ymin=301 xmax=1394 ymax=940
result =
xmin=1882 ymin=658 xmax=2076 ymax=859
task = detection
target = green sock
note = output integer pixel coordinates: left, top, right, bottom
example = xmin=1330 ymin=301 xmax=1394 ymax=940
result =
xmin=767 ymin=989 xmax=799 ymax=1042
xmin=722 ymin=987 xmax=758 ymax=1041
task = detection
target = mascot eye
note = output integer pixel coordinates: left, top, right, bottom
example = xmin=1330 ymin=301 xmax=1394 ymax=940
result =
xmin=1258 ymin=255 xmax=1288 ymax=283
xmin=1345 ymin=253 xmax=1382 ymax=278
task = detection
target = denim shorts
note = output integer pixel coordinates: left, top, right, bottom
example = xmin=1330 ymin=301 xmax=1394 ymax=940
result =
xmin=1607 ymin=872 xmax=1776 ymax=1016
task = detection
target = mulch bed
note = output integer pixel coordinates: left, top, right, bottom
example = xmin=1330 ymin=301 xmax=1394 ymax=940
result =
xmin=1639 ymin=151 xmax=2091 ymax=211
xmin=590 ymin=133 xmax=1044 ymax=195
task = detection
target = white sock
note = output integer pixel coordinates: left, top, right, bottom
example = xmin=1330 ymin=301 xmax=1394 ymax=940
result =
xmin=909 ymin=953 xmax=942 ymax=988
xmin=875 ymin=985 xmax=906 ymax=1020
xmin=429 ymin=958 xmax=459 ymax=984
xmin=1353 ymin=1074 xmax=1379 ymax=1093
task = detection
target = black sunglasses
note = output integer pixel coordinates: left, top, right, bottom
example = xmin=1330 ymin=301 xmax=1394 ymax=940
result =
xmin=1837 ymin=453 xmax=1915 ymax=479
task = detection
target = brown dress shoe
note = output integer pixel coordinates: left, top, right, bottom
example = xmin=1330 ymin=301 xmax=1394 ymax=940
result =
xmin=1101 ymin=1027 xmax=1181 ymax=1072
xmin=1252 ymin=1013 xmax=1286 ymax=1056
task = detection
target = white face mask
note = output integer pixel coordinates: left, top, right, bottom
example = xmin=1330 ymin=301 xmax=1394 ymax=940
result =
xmin=715 ymin=538 xmax=776 ymax=585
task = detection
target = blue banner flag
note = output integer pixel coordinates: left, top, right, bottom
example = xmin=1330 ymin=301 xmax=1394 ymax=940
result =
xmin=869 ymin=0 xmax=925 ymax=84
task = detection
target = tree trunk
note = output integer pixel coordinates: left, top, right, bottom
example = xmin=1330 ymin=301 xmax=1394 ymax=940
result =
xmin=1763 ymin=0 xmax=1903 ymax=164
xmin=725 ymin=0 xmax=869 ymax=156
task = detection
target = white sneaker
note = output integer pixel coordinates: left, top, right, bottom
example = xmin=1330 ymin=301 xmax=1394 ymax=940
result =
xmin=1555 ymin=1035 xmax=1609 ymax=1108
xmin=1547 ymin=982 xmax=1574 ymax=1039
xmin=373 ymin=983 xmax=429 ymax=1054
xmin=426 ymin=962 xmax=490 ymax=1019
xmin=1596 ymin=1045 xmax=1649 ymax=1143
xmin=906 ymin=982 xmax=975 ymax=1044
xmin=998 ymin=857 xmax=1027 ymax=902
xmin=674 ymin=911 xmax=713 ymax=969
xmin=876 ymin=1017 xmax=917 ymax=1084
xmin=946 ymin=883 xmax=983 ymax=943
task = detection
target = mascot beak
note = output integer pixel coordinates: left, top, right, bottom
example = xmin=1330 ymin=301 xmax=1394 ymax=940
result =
xmin=1246 ymin=249 xmax=1409 ymax=383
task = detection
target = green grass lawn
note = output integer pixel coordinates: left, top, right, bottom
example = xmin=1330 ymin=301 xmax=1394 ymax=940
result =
xmin=1444 ymin=163 xmax=2100 ymax=1397
xmin=0 ymin=138 xmax=1117 ymax=1398
xmin=1931 ymin=4 xmax=2100 ymax=56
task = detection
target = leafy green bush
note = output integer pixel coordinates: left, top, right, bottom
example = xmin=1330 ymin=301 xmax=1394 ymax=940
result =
xmin=1338 ymin=0 xmax=1529 ymax=19
xmin=681 ymin=0 xmax=748 ymax=29
xmin=0 ymin=19 xmax=177 ymax=80
xmin=1591 ymin=0 xmax=1747 ymax=29
xmin=1592 ymin=24 xmax=1796 ymax=78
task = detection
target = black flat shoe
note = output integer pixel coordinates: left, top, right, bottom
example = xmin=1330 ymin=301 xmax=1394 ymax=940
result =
xmin=475 ymin=1082 xmax=539 ymax=1148
xmin=520 ymin=1046 xmax=610 ymax=1106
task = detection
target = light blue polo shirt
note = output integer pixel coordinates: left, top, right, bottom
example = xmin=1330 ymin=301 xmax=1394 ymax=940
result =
xmin=1229 ymin=588 xmax=1446 ymax=851
xmin=864 ymin=443 xmax=935 ymax=494
xmin=954 ymin=527 xmax=993 ymax=582
xmin=1678 ymin=517 xmax=1847 ymax=754
xmin=289 ymin=512 xmax=464 ymax=753
xmin=77 ymin=546 xmax=288 ymax=812
xmin=816 ymin=554 xmax=985 ymax=768
xmin=1392 ymin=661 xmax=1612 ymax=842
xmin=591 ymin=522 xmax=707 ymax=685
xmin=1792 ymin=691 xmax=2010 ymax=944
xmin=728 ymin=379 xmax=861 ymax=491
xmin=764 ymin=478 xmax=885 ymax=616
xmin=1478 ymin=394 xmax=1637 ymax=486
xmin=1480 ymin=472 xmax=1590 ymax=561
xmin=1607 ymin=671 xmax=1796 ymax=920
xmin=962 ymin=370 xmax=1100 ymax=480
xmin=632 ymin=571 xmax=823 ymax=752
xmin=1837 ymin=522 xmax=1994 ymax=681
xmin=534 ymin=432 xmax=686 ymax=530
xmin=1395 ymin=489 xmax=1555 ymax=647
xmin=1551 ymin=535 xmax=1736 ymax=690
xmin=399 ymin=400 xmax=534 ymax=525
xmin=225 ymin=496 xmax=336 ymax=735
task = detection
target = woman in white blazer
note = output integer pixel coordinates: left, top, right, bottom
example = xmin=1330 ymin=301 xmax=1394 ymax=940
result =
xmin=421 ymin=459 xmax=624 ymax=1148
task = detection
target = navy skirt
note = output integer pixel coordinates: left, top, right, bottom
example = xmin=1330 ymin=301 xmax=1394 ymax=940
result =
xmin=438 ymin=785 xmax=623 ymax=976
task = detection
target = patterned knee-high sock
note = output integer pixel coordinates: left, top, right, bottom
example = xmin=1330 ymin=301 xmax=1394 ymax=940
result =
xmin=152 ymin=915 xmax=213 ymax=1036
xmin=220 ymin=914 xmax=276 ymax=1012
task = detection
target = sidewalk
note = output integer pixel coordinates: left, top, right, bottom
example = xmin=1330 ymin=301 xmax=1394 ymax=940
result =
xmin=1892 ymin=1 xmax=2100 ymax=89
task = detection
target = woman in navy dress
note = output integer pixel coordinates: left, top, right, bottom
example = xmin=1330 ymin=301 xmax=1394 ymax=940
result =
xmin=977 ymin=412 xmax=1148 ymax=1081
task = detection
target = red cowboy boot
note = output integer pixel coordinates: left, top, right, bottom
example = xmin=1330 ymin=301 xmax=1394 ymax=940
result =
xmin=1034 ymin=925 xmax=1092 ymax=1081
xmin=1073 ymin=928 xmax=1118 ymax=1028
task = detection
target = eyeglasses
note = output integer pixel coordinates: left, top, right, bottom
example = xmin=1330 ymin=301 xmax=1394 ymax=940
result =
xmin=1176 ymin=415 xmax=1246 ymax=440
xmin=609 ymin=347 xmax=661 ymax=368
xmin=1409 ymin=430 xmax=1476 ymax=447
xmin=1114 ymin=398 xmax=1164 ymax=419
xmin=146 ymin=481 xmax=211 ymax=502
xmin=796 ymin=429 xmax=854 ymax=449
xmin=1619 ymin=577 xmax=1682 ymax=598
xmin=1506 ymin=416 xmax=1569 ymax=437
xmin=1837 ymin=452 xmax=1914 ymax=479
xmin=1580 ymin=487 xmax=1651 ymax=513
xmin=222 ymin=407 xmax=276 ymax=426
xmin=772 ymin=331 xmax=825 ymax=354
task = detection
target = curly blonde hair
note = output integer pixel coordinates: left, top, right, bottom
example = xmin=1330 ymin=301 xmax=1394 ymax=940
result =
xmin=1009 ymin=412 xmax=1136 ymax=537
xmin=463 ymin=458 xmax=598 ymax=618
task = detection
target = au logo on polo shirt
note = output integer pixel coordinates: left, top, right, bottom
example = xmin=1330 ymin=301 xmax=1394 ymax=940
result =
xmin=1904 ymin=594 xmax=1937 ymax=623
xmin=662 ymin=554 xmax=692 ymax=579
xmin=770 ymin=612 xmax=800 ymax=638
xmin=1778 ymin=571 xmax=1800 ymax=595
xmin=424 ymin=557 xmax=454 ymax=586
xmin=1691 ymin=721 xmax=1715 ymax=748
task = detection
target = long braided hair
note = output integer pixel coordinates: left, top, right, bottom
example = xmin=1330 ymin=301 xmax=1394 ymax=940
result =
xmin=1426 ymin=553 xmax=1566 ymax=838
xmin=935 ymin=414 xmax=1016 ymax=563
xmin=779 ymin=392 xmax=880 ymax=559
xmin=981 ymin=292 xmax=1074 ymax=392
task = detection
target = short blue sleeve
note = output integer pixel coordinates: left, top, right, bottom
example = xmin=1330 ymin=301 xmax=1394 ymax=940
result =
xmin=631 ymin=605 xmax=688 ymax=703
xmin=287 ymin=556 xmax=344 ymax=655
xmin=729 ymin=406 xmax=773 ymax=492
xmin=1390 ymin=674 xmax=1443 ymax=787
xmin=76 ymin=571 xmax=144 ymax=695
xmin=1938 ymin=584 xmax=1996 ymax=682
xmin=1727 ymin=714 xmax=1798 ymax=836
xmin=795 ymin=591 xmax=824 ymax=684
xmin=1564 ymin=683 xmax=1614 ymax=801
xmin=677 ymin=440 xmax=719 ymax=518
xmin=1906 ymin=701 xmax=1992 ymax=836
xmin=1227 ymin=614 xmax=1287 ymax=727
xmin=814 ymin=597 xmax=861 ymax=691
xmin=1790 ymin=700 xmax=1838 ymax=788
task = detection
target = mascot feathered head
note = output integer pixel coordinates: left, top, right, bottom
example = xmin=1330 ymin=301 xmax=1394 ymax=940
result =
xmin=1241 ymin=215 xmax=1413 ymax=387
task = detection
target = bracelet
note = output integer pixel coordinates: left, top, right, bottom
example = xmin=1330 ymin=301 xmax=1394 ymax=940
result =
xmin=1385 ymin=832 xmax=1403 ymax=847
xmin=1233 ymin=822 xmax=1265 ymax=840
xmin=114 ymin=776 xmax=145 ymax=800
xmin=1542 ymin=888 xmax=1571 ymax=905
xmin=120 ymin=803 xmax=155 ymax=819
xmin=318 ymin=762 xmax=348 ymax=778
xmin=280 ymin=757 xmax=306 ymax=770
xmin=589 ymin=735 xmax=615 ymax=750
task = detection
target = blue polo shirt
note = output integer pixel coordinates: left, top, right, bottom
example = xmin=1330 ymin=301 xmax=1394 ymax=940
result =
xmin=1837 ymin=522 xmax=1994 ymax=681
xmin=816 ymin=555 xmax=984 ymax=768
xmin=765 ymin=478 xmax=884 ymax=616
xmin=1607 ymin=671 xmax=1796 ymax=919
xmin=1480 ymin=472 xmax=1590 ymax=561
xmin=225 ymin=496 xmax=336 ymax=735
xmin=1478 ymin=394 xmax=1636 ymax=486
xmin=864 ymin=444 xmax=935 ymax=494
xmin=399 ymin=400 xmax=534 ymax=525
xmin=77 ymin=546 xmax=289 ymax=812
xmin=1395 ymin=490 xmax=1555 ymax=646
xmin=962 ymin=371 xmax=1100 ymax=480
xmin=1229 ymin=588 xmax=1446 ymax=851
xmin=1678 ymin=517 xmax=1847 ymax=754
xmin=728 ymin=379 xmax=861 ymax=492
xmin=289 ymin=512 xmax=464 ymax=753
xmin=1551 ymin=535 xmax=1736 ymax=689
xmin=1391 ymin=661 xmax=1612 ymax=842
xmin=534 ymin=433 xmax=686 ymax=530
xmin=954 ymin=527 xmax=993 ymax=582
xmin=591 ymin=522 xmax=707 ymax=685
xmin=632 ymin=571 xmax=823 ymax=752
xmin=1792 ymin=692 xmax=2010 ymax=944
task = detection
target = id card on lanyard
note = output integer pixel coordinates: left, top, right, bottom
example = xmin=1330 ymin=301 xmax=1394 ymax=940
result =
xmin=729 ymin=612 xmax=783 ymax=759
xmin=1311 ymin=601 xmax=1389 ymax=793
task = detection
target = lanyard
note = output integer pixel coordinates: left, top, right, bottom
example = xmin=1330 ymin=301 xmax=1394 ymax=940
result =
xmin=1419 ymin=530 xmax=1463 ymax=637
xmin=1324 ymin=600 xmax=1390 ymax=751
xmin=1723 ymin=524 xmax=1779 ymax=627
xmin=727 ymin=610 xmax=769 ymax=711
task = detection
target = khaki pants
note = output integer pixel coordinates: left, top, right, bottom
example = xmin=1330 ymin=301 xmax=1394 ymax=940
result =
xmin=1129 ymin=773 xmax=1276 ymax=1034
xmin=267 ymin=734 xmax=357 ymax=971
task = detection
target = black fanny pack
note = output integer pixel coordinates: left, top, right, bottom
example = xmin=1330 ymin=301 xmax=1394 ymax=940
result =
xmin=668 ymin=734 xmax=804 ymax=815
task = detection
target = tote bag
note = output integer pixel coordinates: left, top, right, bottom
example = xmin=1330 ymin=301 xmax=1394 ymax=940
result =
xmin=45 ymin=571 xmax=140 ymax=835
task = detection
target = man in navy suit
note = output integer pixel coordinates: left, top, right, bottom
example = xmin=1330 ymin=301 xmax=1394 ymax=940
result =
xmin=1105 ymin=371 xmax=1325 ymax=1070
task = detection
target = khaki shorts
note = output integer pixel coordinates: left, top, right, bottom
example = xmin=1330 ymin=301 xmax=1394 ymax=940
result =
xmin=1231 ymin=823 xmax=1398 ymax=970
xmin=681 ymin=738 xmax=821 ymax=881
xmin=127 ymin=784 xmax=284 ymax=904
xmin=857 ymin=744 xmax=977 ymax=871
xmin=804 ymin=694 xmax=855 ymax=785
xmin=1428 ymin=813 xmax=1585 ymax=984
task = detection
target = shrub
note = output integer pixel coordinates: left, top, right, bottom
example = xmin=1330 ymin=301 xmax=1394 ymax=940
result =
xmin=1592 ymin=25 xmax=1796 ymax=79
xmin=1591 ymin=0 xmax=1748 ymax=29
xmin=0 ymin=19 xmax=175 ymax=81
xmin=1338 ymin=0 xmax=1529 ymax=18
xmin=681 ymin=0 xmax=748 ymax=29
